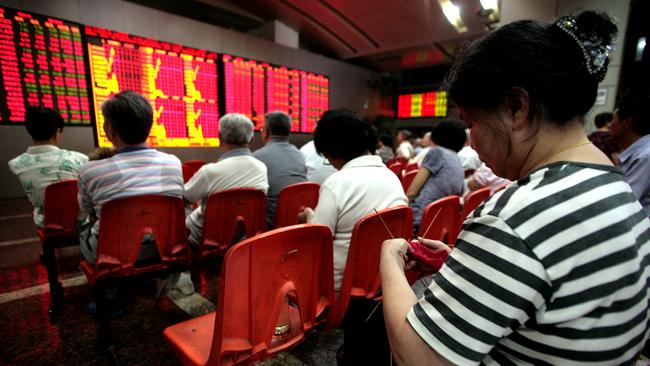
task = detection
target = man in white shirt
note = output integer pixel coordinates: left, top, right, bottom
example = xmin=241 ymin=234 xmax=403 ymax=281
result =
xmin=9 ymin=106 xmax=88 ymax=228
xmin=185 ymin=113 xmax=269 ymax=246
xmin=395 ymin=130 xmax=414 ymax=159
xmin=300 ymin=141 xmax=337 ymax=184
xmin=410 ymin=131 xmax=432 ymax=166
xmin=457 ymin=129 xmax=481 ymax=177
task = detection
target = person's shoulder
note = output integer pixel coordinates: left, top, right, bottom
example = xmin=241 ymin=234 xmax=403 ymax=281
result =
xmin=147 ymin=149 xmax=181 ymax=164
xmin=59 ymin=149 xmax=89 ymax=162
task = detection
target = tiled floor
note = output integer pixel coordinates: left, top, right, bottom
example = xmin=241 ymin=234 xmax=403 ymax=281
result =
xmin=0 ymin=198 xmax=342 ymax=366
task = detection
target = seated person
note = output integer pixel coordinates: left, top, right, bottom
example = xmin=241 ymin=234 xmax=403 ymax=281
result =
xmin=298 ymin=109 xmax=407 ymax=365
xmin=395 ymin=129 xmax=414 ymax=159
xmin=406 ymin=119 xmax=465 ymax=227
xmin=185 ymin=113 xmax=269 ymax=246
xmin=376 ymin=134 xmax=395 ymax=164
xmin=77 ymin=91 xmax=184 ymax=265
xmin=465 ymin=162 xmax=511 ymax=195
xmin=409 ymin=131 xmax=432 ymax=166
xmin=9 ymin=106 xmax=88 ymax=228
xmin=588 ymin=112 xmax=618 ymax=161
xmin=457 ymin=129 xmax=481 ymax=177
xmin=253 ymin=111 xmax=307 ymax=228
xmin=301 ymin=141 xmax=337 ymax=184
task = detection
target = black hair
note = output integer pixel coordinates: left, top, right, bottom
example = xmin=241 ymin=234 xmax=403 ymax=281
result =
xmin=24 ymin=106 xmax=64 ymax=141
xmin=617 ymin=90 xmax=650 ymax=136
xmin=265 ymin=111 xmax=291 ymax=136
xmin=594 ymin=112 xmax=613 ymax=128
xmin=430 ymin=119 xmax=467 ymax=152
xmin=446 ymin=11 xmax=617 ymax=127
xmin=101 ymin=90 xmax=153 ymax=145
xmin=379 ymin=134 xmax=393 ymax=147
xmin=314 ymin=109 xmax=377 ymax=162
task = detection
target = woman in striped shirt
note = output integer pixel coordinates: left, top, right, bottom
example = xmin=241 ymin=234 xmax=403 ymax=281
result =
xmin=380 ymin=11 xmax=650 ymax=365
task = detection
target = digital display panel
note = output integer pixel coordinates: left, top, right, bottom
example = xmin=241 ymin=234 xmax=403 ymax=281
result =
xmin=0 ymin=6 xmax=91 ymax=124
xmin=397 ymin=91 xmax=447 ymax=118
xmin=85 ymin=25 xmax=219 ymax=147
xmin=223 ymin=54 xmax=329 ymax=133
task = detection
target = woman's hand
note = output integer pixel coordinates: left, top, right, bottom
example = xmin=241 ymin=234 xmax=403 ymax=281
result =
xmin=405 ymin=238 xmax=451 ymax=275
xmin=297 ymin=207 xmax=315 ymax=223
xmin=381 ymin=238 xmax=410 ymax=270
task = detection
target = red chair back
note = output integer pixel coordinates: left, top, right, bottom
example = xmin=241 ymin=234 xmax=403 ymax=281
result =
xmin=210 ymin=224 xmax=334 ymax=364
xmin=83 ymin=195 xmax=190 ymax=284
xmin=182 ymin=160 xmax=205 ymax=183
xmin=40 ymin=179 xmax=79 ymax=239
xmin=200 ymin=188 xmax=266 ymax=260
xmin=395 ymin=156 xmax=408 ymax=165
xmin=461 ymin=187 xmax=491 ymax=222
xmin=387 ymin=162 xmax=404 ymax=179
xmin=402 ymin=169 xmax=418 ymax=193
xmin=405 ymin=162 xmax=419 ymax=172
xmin=332 ymin=206 xmax=413 ymax=326
xmin=418 ymin=195 xmax=461 ymax=246
xmin=274 ymin=182 xmax=320 ymax=228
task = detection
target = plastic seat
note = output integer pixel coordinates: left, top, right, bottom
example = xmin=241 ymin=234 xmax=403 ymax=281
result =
xmin=198 ymin=188 xmax=266 ymax=262
xmin=417 ymin=195 xmax=461 ymax=246
xmin=274 ymin=182 xmax=320 ymax=228
xmin=164 ymin=224 xmax=335 ymax=366
xmin=461 ymin=187 xmax=491 ymax=222
xmin=182 ymin=160 xmax=206 ymax=183
xmin=405 ymin=162 xmax=419 ymax=172
xmin=330 ymin=206 xmax=413 ymax=327
xmin=387 ymin=162 xmax=404 ymax=179
xmin=401 ymin=169 xmax=418 ymax=193
xmin=80 ymin=195 xmax=191 ymax=348
xmin=36 ymin=179 xmax=79 ymax=322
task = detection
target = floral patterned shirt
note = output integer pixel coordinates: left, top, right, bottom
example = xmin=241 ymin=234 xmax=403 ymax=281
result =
xmin=8 ymin=145 xmax=88 ymax=227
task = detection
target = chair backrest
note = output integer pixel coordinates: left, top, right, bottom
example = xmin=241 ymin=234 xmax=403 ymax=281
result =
xmin=42 ymin=179 xmax=79 ymax=237
xmin=395 ymin=156 xmax=408 ymax=165
xmin=94 ymin=195 xmax=190 ymax=279
xmin=461 ymin=187 xmax=491 ymax=222
xmin=209 ymin=224 xmax=334 ymax=365
xmin=274 ymin=182 xmax=320 ymax=228
xmin=387 ymin=162 xmax=404 ymax=179
xmin=418 ymin=195 xmax=461 ymax=246
xmin=182 ymin=160 xmax=205 ymax=183
xmin=200 ymin=188 xmax=266 ymax=259
xmin=401 ymin=169 xmax=418 ymax=193
xmin=405 ymin=162 xmax=419 ymax=172
xmin=332 ymin=206 xmax=413 ymax=326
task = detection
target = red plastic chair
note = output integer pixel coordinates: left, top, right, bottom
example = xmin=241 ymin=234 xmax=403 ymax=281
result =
xmin=274 ymin=182 xmax=320 ymax=228
xmin=182 ymin=160 xmax=206 ymax=183
xmin=36 ymin=179 xmax=79 ymax=322
xmin=164 ymin=224 xmax=335 ymax=366
xmin=395 ymin=156 xmax=408 ymax=165
xmin=401 ymin=169 xmax=418 ymax=193
xmin=387 ymin=162 xmax=404 ymax=179
xmin=80 ymin=195 xmax=191 ymax=348
xmin=461 ymin=187 xmax=491 ymax=223
xmin=330 ymin=206 xmax=413 ymax=327
xmin=198 ymin=188 xmax=266 ymax=262
xmin=418 ymin=195 xmax=461 ymax=246
xmin=405 ymin=162 xmax=419 ymax=172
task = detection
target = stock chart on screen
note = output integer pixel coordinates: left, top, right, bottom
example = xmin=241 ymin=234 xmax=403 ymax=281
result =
xmin=85 ymin=25 xmax=219 ymax=147
xmin=397 ymin=91 xmax=447 ymax=118
xmin=223 ymin=54 xmax=329 ymax=133
xmin=0 ymin=6 xmax=91 ymax=124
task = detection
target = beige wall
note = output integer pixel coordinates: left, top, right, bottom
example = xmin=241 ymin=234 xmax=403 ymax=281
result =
xmin=0 ymin=0 xmax=379 ymax=198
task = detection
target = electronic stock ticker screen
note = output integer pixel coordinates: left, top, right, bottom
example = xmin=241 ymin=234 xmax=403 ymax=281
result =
xmin=223 ymin=54 xmax=329 ymax=133
xmin=397 ymin=91 xmax=447 ymax=118
xmin=0 ymin=6 xmax=91 ymax=124
xmin=86 ymin=25 xmax=219 ymax=148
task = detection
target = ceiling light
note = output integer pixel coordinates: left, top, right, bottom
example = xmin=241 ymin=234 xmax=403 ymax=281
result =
xmin=439 ymin=0 xmax=467 ymax=33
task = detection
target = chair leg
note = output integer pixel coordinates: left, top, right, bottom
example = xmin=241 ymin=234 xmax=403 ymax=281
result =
xmin=42 ymin=243 xmax=63 ymax=323
xmin=93 ymin=284 xmax=114 ymax=351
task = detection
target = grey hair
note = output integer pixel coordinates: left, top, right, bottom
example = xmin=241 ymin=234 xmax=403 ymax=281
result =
xmin=219 ymin=113 xmax=254 ymax=145
xmin=264 ymin=111 xmax=292 ymax=136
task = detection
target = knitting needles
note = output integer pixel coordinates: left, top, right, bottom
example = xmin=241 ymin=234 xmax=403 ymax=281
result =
xmin=419 ymin=207 xmax=442 ymax=240
xmin=374 ymin=208 xmax=395 ymax=239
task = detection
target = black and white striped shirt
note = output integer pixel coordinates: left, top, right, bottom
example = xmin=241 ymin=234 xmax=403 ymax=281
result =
xmin=408 ymin=162 xmax=650 ymax=365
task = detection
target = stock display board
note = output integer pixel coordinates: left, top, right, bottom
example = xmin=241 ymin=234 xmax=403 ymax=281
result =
xmin=223 ymin=54 xmax=329 ymax=133
xmin=0 ymin=6 xmax=91 ymax=124
xmin=397 ymin=91 xmax=447 ymax=118
xmin=85 ymin=25 xmax=219 ymax=148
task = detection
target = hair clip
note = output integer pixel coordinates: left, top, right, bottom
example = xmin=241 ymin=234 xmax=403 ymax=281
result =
xmin=554 ymin=16 xmax=614 ymax=82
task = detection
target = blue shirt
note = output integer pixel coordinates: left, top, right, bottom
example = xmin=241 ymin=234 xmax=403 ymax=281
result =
xmin=410 ymin=146 xmax=464 ymax=225
xmin=619 ymin=134 xmax=650 ymax=217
